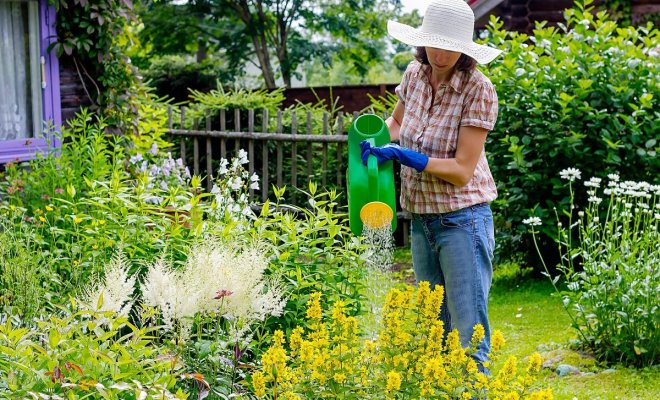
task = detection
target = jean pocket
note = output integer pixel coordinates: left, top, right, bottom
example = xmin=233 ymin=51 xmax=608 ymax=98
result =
xmin=439 ymin=209 xmax=473 ymax=228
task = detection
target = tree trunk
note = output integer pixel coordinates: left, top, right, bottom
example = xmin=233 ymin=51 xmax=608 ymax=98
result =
xmin=253 ymin=36 xmax=277 ymax=89
xmin=230 ymin=0 xmax=277 ymax=88
xmin=196 ymin=41 xmax=207 ymax=63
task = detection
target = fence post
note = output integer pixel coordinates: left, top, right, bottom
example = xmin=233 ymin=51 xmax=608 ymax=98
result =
xmin=276 ymin=110 xmax=283 ymax=188
xmin=306 ymin=111 xmax=313 ymax=183
xmin=322 ymin=112 xmax=329 ymax=187
xmin=291 ymin=112 xmax=298 ymax=203
xmin=248 ymin=109 xmax=255 ymax=200
xmin=205 ymin=111 xmax=213 ymax=192
xmin=220 ymin=109 xmax=226 ymax=159
xmin=193 ymin=113 xmax=199 ymax=176
xmin=262 ymin=109 xmax=269 ymax=202
xmin=336 ymin=112 xmax=344 ymax=187
xmin=179 ymin=107 xmax=186 ymax=165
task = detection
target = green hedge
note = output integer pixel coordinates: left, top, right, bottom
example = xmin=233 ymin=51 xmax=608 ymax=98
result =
xmin=481 ymin=0 xmax=659 ymax=262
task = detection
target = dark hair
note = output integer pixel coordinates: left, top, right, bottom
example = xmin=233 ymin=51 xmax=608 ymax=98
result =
xmin=415 ymin=46 xmax=477 ymax=72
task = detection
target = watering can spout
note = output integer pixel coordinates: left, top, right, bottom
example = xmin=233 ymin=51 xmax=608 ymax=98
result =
xmin=346 ymin=114 xmax=397 ymax=236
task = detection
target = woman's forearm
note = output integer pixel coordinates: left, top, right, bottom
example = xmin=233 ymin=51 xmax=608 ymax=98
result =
xmin=386 ymin=116 xmax=401 ymax=142
xmin=423 ymin=157 xmax=473 ymax=187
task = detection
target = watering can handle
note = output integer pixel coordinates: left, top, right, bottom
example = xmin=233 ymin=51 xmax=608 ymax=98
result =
xmin=367 ymin=154 xmax=379 ymax=201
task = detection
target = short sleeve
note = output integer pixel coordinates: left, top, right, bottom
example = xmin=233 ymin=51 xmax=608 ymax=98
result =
xmin=394 ymin=62 xmax=415 ymax=105
xmin=460 ymin=81 xmax=499 ymax=131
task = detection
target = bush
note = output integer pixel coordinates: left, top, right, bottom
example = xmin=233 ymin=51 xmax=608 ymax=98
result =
xmin=249 ymin=284 xmax=553 ymax=399
xmin=481 ymin=0 xmax=659 ymax=262
xmin=0 ymin=111 xmax=206 ymax=297
xmin=525 ymin=170 xmax=659 ymax=366
xmin=143 ymin=55 xmax=231 ymax=102
xmin=0 ymin=309 xmax=185 ymax=398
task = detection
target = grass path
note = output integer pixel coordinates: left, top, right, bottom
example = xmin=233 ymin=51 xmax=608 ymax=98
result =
xmin=361 ymin=249 xmax=660 ymax=400
xmin=491 ymin=279 xmax=659 ymax=400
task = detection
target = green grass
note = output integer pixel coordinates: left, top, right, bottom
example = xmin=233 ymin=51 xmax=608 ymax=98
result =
xmin=374 ymin=248 xmax=660 ymax=400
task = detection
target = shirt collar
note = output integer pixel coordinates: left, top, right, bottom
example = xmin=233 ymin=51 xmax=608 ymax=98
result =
xmin=418 ymin=63 xmax=465 ymax=94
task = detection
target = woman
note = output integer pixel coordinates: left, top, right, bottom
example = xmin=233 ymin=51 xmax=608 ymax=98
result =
xmin=361 ymin=0 xmax=502 ymax=371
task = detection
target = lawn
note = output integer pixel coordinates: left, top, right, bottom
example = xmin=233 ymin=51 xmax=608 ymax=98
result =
xmin=368 ymin=248 xmax=660 ymax=400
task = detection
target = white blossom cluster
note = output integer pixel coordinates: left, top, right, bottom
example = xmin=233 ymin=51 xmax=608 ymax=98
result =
xmin=209 ymin=149 xmax=259 ymax=224
xmin=80 ymin=243 xmax=287 ymax=343
xmin=80 ymin=251 xmax=136 ymax=318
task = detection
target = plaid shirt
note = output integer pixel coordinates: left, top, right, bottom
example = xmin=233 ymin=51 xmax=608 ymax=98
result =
xmin=396 ymin=60 xmax=498 ymax=214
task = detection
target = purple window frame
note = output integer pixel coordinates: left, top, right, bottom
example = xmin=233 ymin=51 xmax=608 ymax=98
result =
xmin=0 ymin=1 xmax=61 ymax=164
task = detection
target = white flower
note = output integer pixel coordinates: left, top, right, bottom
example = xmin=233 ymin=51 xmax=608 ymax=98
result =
xmin=81 ymin=251 xmax=135 ymax=317
xmin=218 ymin=158 xmax=229 ymax=175
xmin=523 ymin=216 xmax=542 ymax=226
xmin=229 ymin=177 xmax=243 ymax=190
xmin=237 ymin=149 xmax=249 ymax=165
xmin=578 ymin=211 xmax=585 ymax=217
xmin=608 ymin=173 xmax=620 ymax=181
xmin=584 ymin=177 xmax=602 ymax=188
xmin=141 ymin=259 xmax=200 ymax=335
xmin=560 ymin=168 xmax=581 ymax=182
xmin=588 ymin=196 xmax=602 ymax=204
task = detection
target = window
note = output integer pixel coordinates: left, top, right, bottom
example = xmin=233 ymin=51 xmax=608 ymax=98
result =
xmin=0 ymin=0 xmax=61 ymax=163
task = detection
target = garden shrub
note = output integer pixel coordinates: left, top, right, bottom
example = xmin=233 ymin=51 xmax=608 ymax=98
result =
xmin=481 ymin=0 xmax=659 ymax=262
xmin=0 ymin=111 xmax=206 ymax=297
xmin=525 ymin=170 xmax=659 ymax=366
xmin=204 ymin=153 xmax=370 ymax=349
xmin=0 ymin=309 xmax=186 ymax=398
xmin=250 ymin=283 xmax=553 ymax=399
xmin=143 ymin=55 xmax=230 ymax=102
xmin=0 ymin=222 xmax=56 ymax=319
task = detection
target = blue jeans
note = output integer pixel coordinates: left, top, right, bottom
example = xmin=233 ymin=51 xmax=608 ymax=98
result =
xmin=411 ymin=203 xmax=495 ymax=370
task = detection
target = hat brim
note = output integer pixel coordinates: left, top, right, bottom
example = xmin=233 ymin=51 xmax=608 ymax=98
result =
xmin=387 ymin=20 xmax=502 ymax=64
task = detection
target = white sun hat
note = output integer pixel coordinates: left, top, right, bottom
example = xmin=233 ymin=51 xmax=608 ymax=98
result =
xmin=388 ymin=0 xmax=502 ymax=64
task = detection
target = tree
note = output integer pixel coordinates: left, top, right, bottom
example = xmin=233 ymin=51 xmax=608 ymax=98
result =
xmin=138 ymin=0 xmax=402 ymax=88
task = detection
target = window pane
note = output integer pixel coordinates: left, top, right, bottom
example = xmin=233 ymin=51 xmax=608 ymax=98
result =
xmin=0 ymin=0 xmax=42 ymax=141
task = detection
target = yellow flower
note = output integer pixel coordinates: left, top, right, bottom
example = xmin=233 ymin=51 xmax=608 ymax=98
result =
xmin=333 ymin=373 xmax=346 ymax=384
xmin=98 ymin=219 xmax=106 ymax=225
xmin=471 ymin=324 xmax=485 ymax=347
xmin=251 ymin=371 xmax=266 ymax=397
xmin=528 ymin=389 xmax=554 ymax=400
xmin=35 ymin=208 xmax=42 ymax=215
xmin=38 ymin=216 xmax=46 ymax=223
xmin=527 ymin=353 xmax=543 ymax=373
xmin=499 ymin=356 xmax=518 ymax=382
xmin=289 ymin=326 xmax=304 ymax=354
xmin=386 ymin=370 xmax=402 ymax=392
xmin=74 ymin=216 xmax=82 ymax=224
xmin=491 ymin=329 xmax=506 ymax=353
xmin=45 ymin=205 xmax=53 ymax=212
xmin=503 ymin=392 xmax=520 ymax=400
xmin=306 ymin=292 xmax=322 ymax=321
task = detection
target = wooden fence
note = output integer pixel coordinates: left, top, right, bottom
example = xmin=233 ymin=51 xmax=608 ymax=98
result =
xmin=166 ymin=107 xmax=411 ymax=245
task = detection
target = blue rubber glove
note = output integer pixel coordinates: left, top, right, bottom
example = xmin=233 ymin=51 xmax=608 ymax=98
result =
xmin=360 ymin=141 xmax=429 ymax=173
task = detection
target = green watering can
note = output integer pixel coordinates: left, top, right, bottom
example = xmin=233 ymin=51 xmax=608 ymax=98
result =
xmin=347 ymin=114 xmax=397 ymax=236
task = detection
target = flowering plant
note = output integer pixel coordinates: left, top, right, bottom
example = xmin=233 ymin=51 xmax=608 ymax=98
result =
xmin=250 ymin=283 xmax=552 ymax=399
xmin=208 ymin=149 xmax=260 ymax=226
xmin=525 ymin=169 xmax=659 ymax=366
xmin=127 ymin=143 xmax=192 ymax=206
